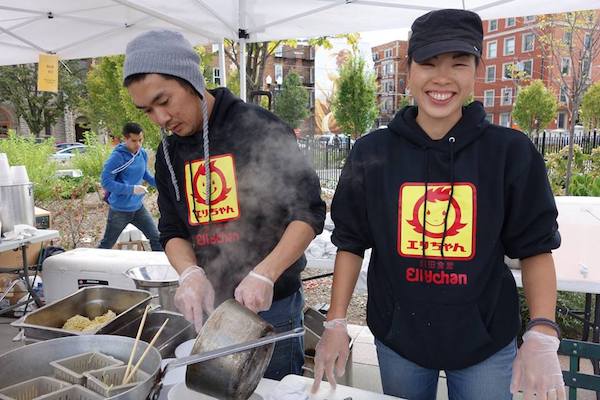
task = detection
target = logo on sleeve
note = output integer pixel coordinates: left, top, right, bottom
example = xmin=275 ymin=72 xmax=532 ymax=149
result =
xmin=398 ymin=183 xmax=476 ymax=260
xmin=184 ymin=154 xmax=240 ymax=225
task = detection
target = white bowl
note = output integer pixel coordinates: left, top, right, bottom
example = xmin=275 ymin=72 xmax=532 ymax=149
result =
xmin=174 ymin=339 xmax=195 ymax=358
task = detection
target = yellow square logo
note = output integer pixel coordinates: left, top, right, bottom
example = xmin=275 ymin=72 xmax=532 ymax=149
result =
xmin=398 ymin=183 xmax=476 ymax=260
xmin=184 ymin=154 xmax=240 ymax=225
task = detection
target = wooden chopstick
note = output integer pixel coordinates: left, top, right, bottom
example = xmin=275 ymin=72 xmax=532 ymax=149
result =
xmin=123 ymin=318 xmax=169 ymax=385
xmin=122 ymin=304 xmax=151 ymax=384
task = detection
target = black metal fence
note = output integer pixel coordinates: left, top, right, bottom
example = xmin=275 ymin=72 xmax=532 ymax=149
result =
xmin=532 ymin=131 xmax=600 ymax=155
xmin=298 ymin=136 xmax=351 ymax=188
xmin=299 ymin=131 xmax=600 ymax=188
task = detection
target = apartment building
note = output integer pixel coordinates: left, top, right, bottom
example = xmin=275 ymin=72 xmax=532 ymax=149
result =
xmin=372 ymin=40 xmax=409 ymax=125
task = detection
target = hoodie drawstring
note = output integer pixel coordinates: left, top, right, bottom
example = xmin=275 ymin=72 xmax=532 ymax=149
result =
xmin=440 ymin=136 xmax=456 ymax=259
xmin=201 ymin=96 xmax=211 ymax=222
xmin=161 ymin=128 xmax=181 ymax=202
xmin=422 ymin=147 xmax=430 ymax=260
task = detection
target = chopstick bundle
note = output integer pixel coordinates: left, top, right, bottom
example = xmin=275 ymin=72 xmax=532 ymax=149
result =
xmin=122 ymin=304 xmax=151 ymax=384
xmin=123 ymin=318 xmax=169 ymax=385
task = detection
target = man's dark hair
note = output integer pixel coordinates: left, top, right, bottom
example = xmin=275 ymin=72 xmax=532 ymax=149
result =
xmin=123 ymin=73 xmax=201 ymax=97
xmin=122 ymin=122 xmax=143 ymax=137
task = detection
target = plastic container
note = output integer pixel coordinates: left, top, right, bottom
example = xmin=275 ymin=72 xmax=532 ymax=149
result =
xmin=84 ymin=365 xmax=149 ymax=397
xmin=50 ymin=352 xmax=123 ymax=385
xmin=0 ymin=376 xmax=70 ymax=400
xmin=34 ymin=386 xmax=104 ymax=400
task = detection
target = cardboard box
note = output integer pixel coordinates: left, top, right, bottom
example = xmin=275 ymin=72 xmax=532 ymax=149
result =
xmin=34 ymin=206 xmax=52 ymax=230
xmin=0 ymin=273 xmax=27 ymax=305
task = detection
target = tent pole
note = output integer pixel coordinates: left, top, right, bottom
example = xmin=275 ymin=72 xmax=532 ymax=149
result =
xmin=239 ymin=0 xmax=247 ymax=102
xmin=218 ymin=42 xmax=227 ymax=87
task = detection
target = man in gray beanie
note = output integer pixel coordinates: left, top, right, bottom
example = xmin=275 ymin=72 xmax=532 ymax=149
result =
xmin=124 ymin=30 xmax=325 ymax=380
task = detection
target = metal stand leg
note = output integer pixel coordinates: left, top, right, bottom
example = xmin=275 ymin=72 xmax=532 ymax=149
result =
xmin=583 ymin=294 xmax=593 ymax=341
xmin=18 ymin=244 xmax=42 ymax=308
xmin=593 ymin=295 xmax=600 ymax=400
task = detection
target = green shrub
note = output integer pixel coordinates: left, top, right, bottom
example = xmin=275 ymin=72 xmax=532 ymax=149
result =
xmin=570 ymin=174 xmax=600 ymax=196
xmin=0 ymin=131 xmax=58 ymax=201
xmin=545 ymin=145 xmax=586 ymax=195
xmin=71 ymin=131 xmax=112 ymax=183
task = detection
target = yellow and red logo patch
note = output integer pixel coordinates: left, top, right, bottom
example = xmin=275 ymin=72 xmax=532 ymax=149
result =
xmin=184 ymin=154 xmax=240 ymax=225
xmin=398 ymin=182 xmax=476 ymax=260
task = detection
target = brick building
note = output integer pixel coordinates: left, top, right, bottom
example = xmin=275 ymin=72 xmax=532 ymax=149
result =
xmin=372 ymin=40 xmax=409 ymax=125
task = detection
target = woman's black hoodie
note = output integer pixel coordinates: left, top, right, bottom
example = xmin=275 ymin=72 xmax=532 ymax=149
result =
xmin=331 ymin=102 xmax=560 ymax=370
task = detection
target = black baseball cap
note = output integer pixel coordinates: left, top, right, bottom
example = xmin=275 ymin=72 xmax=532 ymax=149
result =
xmin=408 ymin=9 xmax=483 ymax=63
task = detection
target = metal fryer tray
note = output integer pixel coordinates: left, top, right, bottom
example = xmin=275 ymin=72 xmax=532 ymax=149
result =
xmin=12 ymin=286 xmax=153 ymax=341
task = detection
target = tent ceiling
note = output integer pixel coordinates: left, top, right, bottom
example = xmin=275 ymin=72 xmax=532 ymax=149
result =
xmin=0 ymin=0 xmax=599 ymax=65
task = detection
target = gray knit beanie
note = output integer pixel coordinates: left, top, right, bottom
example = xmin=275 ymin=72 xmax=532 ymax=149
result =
xmin=124 ymin=30 xmax=212 ymax=212
xmin=123 ymin=30 xmax=205 ymax=97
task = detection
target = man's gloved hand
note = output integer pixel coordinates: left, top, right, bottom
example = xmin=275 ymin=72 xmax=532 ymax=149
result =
xmin=174 ymin=265 xmax=215 ymax=333
xmin=234 ymin=271 xmax=274 ymax=313
xmin=510 ymin=330 xmax=566 ymax=400
xmin=311 ymin=319 xmax=350 ymax=393
xmin=133 ymin=185 xmax=148 ymax=195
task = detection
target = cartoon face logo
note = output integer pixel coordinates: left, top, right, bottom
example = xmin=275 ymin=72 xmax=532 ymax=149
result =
xmin=192 ymin=160 xmax=231 ymax=206
xmin=407 ymin=187 xmax=467 ymax=239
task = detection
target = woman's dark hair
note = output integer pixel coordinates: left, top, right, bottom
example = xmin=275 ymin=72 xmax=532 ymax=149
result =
xmin=123 ymin=73 xmax=201 ymax=97
xmin=122 ymin=122 xmax=142 ymax=137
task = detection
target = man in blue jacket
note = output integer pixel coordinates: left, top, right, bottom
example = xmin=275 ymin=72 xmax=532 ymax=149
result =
xmin=98 ymin=122 xmax=162 ymax=251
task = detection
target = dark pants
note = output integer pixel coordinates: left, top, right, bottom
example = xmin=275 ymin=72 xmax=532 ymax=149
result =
xmin=259 ymin=289 xmax=305 ymax=380
xmin=98 ymin=206 xmax=162 ymax=251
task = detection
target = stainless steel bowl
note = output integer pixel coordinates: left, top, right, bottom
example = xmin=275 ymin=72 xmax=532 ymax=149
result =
xmin=124 ymin=266 xmax=179 ymax=312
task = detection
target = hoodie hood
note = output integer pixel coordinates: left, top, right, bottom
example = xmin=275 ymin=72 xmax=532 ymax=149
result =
xmin=389 ymin=101 xmax=489 ymax=153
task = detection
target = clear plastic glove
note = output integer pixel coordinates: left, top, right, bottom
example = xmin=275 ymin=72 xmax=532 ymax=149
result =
xmin=311 ymin=319 xmax=350 ymax=393
xmin=133 ymin=185 xmax=148 ymax=195
xmin=234 ymin=271 xmax=274 ymax=313
xmin=510 ymin=330 xmax=566 ymax=400
xmin=174 ymin=266 xmax=215 ymax=333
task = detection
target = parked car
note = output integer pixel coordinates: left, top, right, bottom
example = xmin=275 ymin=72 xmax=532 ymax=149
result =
xmin=50 ymin=144 xmax=86 ymax=162
xmin=55 ymin=142 xmax=83 ymax=150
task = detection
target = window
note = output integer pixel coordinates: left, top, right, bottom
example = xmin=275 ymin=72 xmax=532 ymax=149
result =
xmin=561 ymin=57 xmax=571 ymax=75
xmin=372 ymin=52 xmax=379 ymax=62
xmin=522 ymin=33 xmax=535 ymax=52
xmin=275 ymin=45 xmax=283 ymax=57
xmin=584 ymin=33 xmax=592 ymax=49
xmin=520 ymin=59 xmax=533 ymax=77
xmin=582 ymin=57 xmax=591 ymax=78
xmin=560 ymin=85 xmax=568 ymax=103
xmin=485 ymin=113 xmax=494 ymax=123
xmin=211 ymin=44 xmax=219 ymax=53
xmin=563 ymin=31 xmax=572 ymax=46
xmin=557 ymin=112 xmax=567 ymax=129
xmin=524 ymin=15 xmax=536 ymax=23
xmin=212 ymin=68 xmax=221 ymax=85
xmin=501 ymin=87 xmax=513 ymax=105
xmin=384 ymin=48 xmax=393 ymax=58
xmin=506 ymin=17 xmax=516 ymax=27
xmin=489 ymin=19 xmax=498 ymax=32
xmin=504 ymin=37 xmax=515 ymax=55
xmin=503 ymin=62 xmax=514 ymax=80
xmin=485 ymin=65 xmax=496 ymax=83
xmin=487 ymin=41 xmax=497 ymax=58
xmin=383 ymin=62 xmax=394 ymax=76
xmin=309 ymin=67 xmax=314 ymax=84
xmin=499 ymin=112 xmax=511 ymax=127
xmin=274 ymin=63 xmax=283 ymax=82
xmin=484 ymin=89 xmax=495 ymax=107
xmin=309 ymin=46 xmax=315 ymax=60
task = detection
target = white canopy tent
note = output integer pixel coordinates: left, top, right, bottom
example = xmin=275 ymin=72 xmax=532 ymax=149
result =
xmin=1 ymin=0 xmax=600 ymax=99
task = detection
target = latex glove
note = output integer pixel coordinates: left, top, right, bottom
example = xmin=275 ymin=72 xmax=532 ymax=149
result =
xmin=511 ymin=330 xmax=566 ymax=400
xmin=133 ymin=185 xmax=148 ymax=195
xmin=174 ymin=266 xmax=215 ymax=333
xmin=311 ymin=319 xmax=349 ymax=393
xmin=234 ymin=271 xmax=274 ymax=313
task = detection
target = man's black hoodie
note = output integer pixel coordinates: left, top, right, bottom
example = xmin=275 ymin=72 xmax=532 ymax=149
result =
xmin=331 ymin=102 xmax=560 ymax=370
xmin=155 ymin=88 xmax=325 ymax=305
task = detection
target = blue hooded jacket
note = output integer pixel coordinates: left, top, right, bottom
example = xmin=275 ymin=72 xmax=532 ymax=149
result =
xmin=101 ymin=143 xmax=156 ymax=212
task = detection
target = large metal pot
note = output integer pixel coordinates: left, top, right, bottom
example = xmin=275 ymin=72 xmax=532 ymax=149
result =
xmin=0 ymin=335 xmax=161 ymax=400
xmin=0 ymin=182 xmax=34 ymax=234
xmin=185 ymin=299 xmax=276 ymax=400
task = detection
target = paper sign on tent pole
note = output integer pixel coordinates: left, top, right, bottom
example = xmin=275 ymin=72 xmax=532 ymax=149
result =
xmin=37 ymin=54 xmax=58 ymax=93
